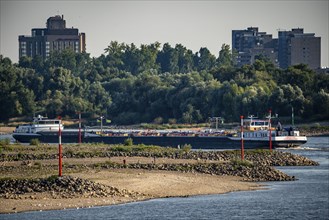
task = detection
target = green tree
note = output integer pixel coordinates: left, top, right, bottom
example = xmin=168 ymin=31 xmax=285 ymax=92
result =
xmin=123 ymin=43 xmax=140 ymax=75
xmin=195 ymin=47 xmax=216 ymax=71
xmin=18 ymin=56 xmax=32 ymax=68
xmin=0 ymin=56 xmax=35 ymax=121
xmin=217 ymin=44 xmax=234 ymax=68
xmin=157 ymin=43 xmax=177 ymax=73
xmin=137 ymin=42 xmax=160 ymax=73
xmin=104 ymin=41 xmax=125 ymax=74
xmin=45 ymin=90 xmax=64 ymax=117
xmin=88 ymin=82 xmax=112 ymax=115
xmin=312 ymin=89 xmax=329 ymax=118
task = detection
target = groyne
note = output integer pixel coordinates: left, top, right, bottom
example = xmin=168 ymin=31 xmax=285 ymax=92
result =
xmin=1 ymin=149 xmax=319 ymax=167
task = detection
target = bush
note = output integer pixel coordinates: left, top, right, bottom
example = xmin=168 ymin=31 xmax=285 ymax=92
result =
xmin=182 ymin=144 xmax=192 ymax=152
xmin=46 ymin=175 xmax=59 ymax=182
xmin=133 ymin=144 xmax=159 ymax=152
xmin=153 ymin=117 xmax=163 ymax=124
xmin=30 ymin=138 xmax=40 ymax=146
xmin=111 ymin=145 xmax=132 ymax=152
xmin=168 ymin=118 xmax=177 ymax=125
xmin=0 ymin=138 xmax=10 ymax=147
xmin=124 ymin=138 xmax=133 ymax=146
xmin=66 ymin=149 xmax=75 ymax=156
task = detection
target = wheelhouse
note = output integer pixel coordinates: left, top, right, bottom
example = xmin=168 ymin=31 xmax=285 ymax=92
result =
xmin=243 ymin=119 xmax=269 ymax=131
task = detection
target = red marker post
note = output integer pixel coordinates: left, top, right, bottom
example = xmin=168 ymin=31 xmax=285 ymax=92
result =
xmin=78 ymin=112 xmax=81 ymax=144
xmin=58 ymin=116 xmax=62 ymax=177
xmin=268 ymin=110 xmax=272 ymax=152
xmin=240 ymin=115 xmax=244 ymax=160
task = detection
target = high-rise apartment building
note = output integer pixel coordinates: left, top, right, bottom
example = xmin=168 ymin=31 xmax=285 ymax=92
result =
xmin=278 ymin=28 xmax=321 ymax=69
xmin=232 ymin=27 xmax=321 ymax=69
xmin=19 ymin=15 xmax=86 ymax=60
xmin=232 ymin=27 xmax=278 ymax=67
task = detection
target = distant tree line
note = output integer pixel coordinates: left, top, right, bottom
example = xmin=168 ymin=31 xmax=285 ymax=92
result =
xmin=1 ymin=42 xmax=328 ymax=124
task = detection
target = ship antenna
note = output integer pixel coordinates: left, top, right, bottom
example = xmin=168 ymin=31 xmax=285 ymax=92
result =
xmin=248 ymin=114 xmax=257 ymax=123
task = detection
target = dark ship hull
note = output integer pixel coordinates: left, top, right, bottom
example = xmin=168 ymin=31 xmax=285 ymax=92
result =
xmin=12 ymin=131 xmax=305 ymax=149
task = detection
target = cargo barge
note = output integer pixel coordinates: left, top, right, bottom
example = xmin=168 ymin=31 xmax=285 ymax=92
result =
xmin=12 ymin=115 xmax=307 ymax=149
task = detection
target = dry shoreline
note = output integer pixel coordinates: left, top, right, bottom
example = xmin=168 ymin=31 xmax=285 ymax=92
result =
xmin=0 ymin=143 xmax=319 ymax=214
xmin=0 ymin=169 xmax=261 ymax=214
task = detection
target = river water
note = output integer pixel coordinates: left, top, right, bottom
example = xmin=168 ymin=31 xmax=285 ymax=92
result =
xmin=1 ymin=136 xmax=328 ymax=220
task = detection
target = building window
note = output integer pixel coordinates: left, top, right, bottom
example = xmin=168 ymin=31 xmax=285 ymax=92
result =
xmin=21 ymin=48 xmax=26 ymax=56
xmin=20 ymin=42 xmax=26 ymax=49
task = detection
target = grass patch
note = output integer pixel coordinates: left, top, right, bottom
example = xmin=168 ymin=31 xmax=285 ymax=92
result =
xmin=46 ymin=175 xmax=59 ymax=182
xmin=181 ymin=144 xmax=192 ymax=152
xmin=0 ymin=138 xmax=10 ymax=147
xmin=110 ymin=144 xmax=189 ymax=154
xmin=0 ymin=177 xmax=15 ymax=181
xmin=30 ymin=138 xmax=40 ymax=146
xmin=110 ymin=145 xmax=133 ymax=152
xmin=230 ymin=159 xmax=253 ymax=168
xmin=124 ymin=138 xmax=133 ymax=146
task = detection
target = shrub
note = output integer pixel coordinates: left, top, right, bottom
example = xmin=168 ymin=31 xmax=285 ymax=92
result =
xmin=168 ymin=118 xmax=177 ymax=125
xmin=30 ymin=138 xmax=40 ymax=146
xmin=182 ymin=144 xmax=192 ymax=152
xmin=65 ymin=149 xmax=75 ymax=156
xmin=124 ymin=138 xmax=133 ymax=146
xmin=0 ymin=138 xmax=10 ymax=147
xmin=153 ymin=117 xmax=163 ymax=124
xmin=46 ymin=175 xmax=59 ymax=182
xmin=111 ymin=145 xmax=132 ymax=152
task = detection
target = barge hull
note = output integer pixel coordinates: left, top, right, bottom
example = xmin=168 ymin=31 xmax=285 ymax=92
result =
xmin=12 ymin=132 xmax=303 ymax=149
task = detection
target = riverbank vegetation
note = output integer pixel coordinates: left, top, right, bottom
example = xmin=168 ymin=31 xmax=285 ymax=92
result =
xmin=1 ymin=42 xmax=329 ymax=124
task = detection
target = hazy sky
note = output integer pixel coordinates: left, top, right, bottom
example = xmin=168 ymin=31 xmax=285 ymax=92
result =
xmin=1 ymin=0 xmax=328 ymax=67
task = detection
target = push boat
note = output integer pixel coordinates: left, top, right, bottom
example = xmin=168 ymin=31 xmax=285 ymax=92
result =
xmin=12 ymin=115 xmax=78 ymax=143
xmin=227 ymin=119 xmax=307 ymax=148
xmin=12 ymin=116 xmax=307 ymax=149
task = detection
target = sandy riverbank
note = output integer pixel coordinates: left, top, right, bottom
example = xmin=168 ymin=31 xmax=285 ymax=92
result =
xmin=0 ymin=143 xmax=318 ymax=214
xmin=0 ymin=169 xmax=260 ymax=214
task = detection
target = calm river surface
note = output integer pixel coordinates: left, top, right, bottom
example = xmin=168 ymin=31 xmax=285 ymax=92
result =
xmin=1 ymin=136 xmax=328 ymax=220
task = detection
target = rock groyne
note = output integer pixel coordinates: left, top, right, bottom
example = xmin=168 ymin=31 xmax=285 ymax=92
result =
xmin=80 ymin=161 xmax=295 ymax=182
xmin=0 ymin=176 xmax=144 ymax=200
xmin=0 ymin=149 xmax=319 ymax=167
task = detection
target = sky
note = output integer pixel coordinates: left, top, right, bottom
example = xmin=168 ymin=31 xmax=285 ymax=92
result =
xmin=1 ymin=0 xmax=328 ymax=67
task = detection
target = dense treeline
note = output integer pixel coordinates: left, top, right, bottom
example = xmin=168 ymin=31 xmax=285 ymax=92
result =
xmin=1 ymin=42 xmax=328 ymax=124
